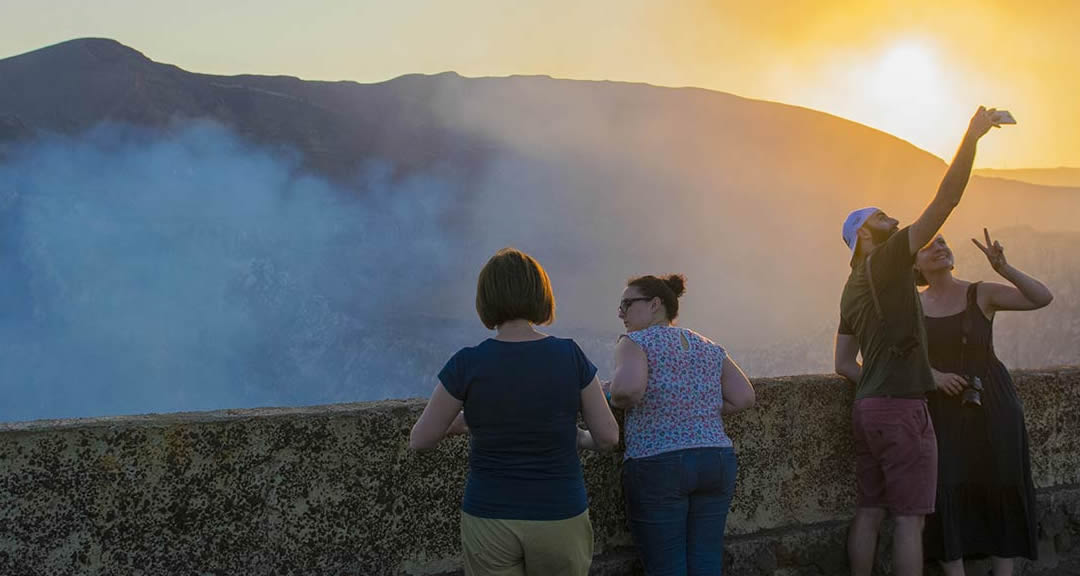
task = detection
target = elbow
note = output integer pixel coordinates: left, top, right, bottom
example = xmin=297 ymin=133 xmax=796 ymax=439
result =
xmin=729 ymin=390 xmax=756 ymax=413
xmin=743 ymin=388 xmax=757 ymax=409
xmin=408 ymin=427 xmax=437 ymax=451
xmin=834 ymin=357 xmax=858 ymax=383
xmin=610 ymin=390 xmax=641 ymax=410
xmin=409 ymin=438 xmax=435 ymax=451
xmin=610 ymin=373 xmax=646 ymax=409
xmin=594 ymin=428 xmax=620 ymax=451
xmin=834 ymin=361 xmax=851 ymax=381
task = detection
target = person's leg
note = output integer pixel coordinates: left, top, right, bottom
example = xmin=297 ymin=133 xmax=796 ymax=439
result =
xmin=990 ymin=556 xmax=1014 ymax=576
xmin=880 ymin=400 xmax=938 ymax=576
xmin=939 ymin=559 xmax=966 ymax=576
xmin=850 ymin=507 xmax=887 ymax=576
xmin=460 ymin=512 xmax=527 ymax=576
xmin=850 ymin=399 xmax=889 ymax=576
xmin=623 ymin=451 xmax=689 ymax=576
xmin=518 ymin=510 xmax=594 ymax=576
xmin=893 ymin=515 xmax=926 ymax=576
xmin=686 ymin=448 xmax=737 ymax=575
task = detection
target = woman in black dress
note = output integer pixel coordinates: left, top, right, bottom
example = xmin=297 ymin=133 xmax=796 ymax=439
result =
xmin=914 ymin=229 xmax=1053 ymax=576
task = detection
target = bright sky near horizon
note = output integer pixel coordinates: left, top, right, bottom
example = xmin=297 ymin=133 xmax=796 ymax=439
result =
xmin=2 ymin=0 xmax=1078 ymax=169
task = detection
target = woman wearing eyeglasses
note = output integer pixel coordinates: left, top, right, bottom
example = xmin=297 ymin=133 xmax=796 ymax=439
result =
xmin=409 ymin=247 xmax=619 ymax=576
xmin=608 ymin=274 xmax=756 ymax=575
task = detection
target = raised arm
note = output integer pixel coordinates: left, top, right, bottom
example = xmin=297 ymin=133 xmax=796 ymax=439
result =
xmin=973 ymin=228 xmax=1054 ymax=314
xmin=610 ymin=336 xmax=648 ymax=409
xmin=909 ymin=106 xmax=998 ymax=253
xmin=720 ymin=355 xmax=755 ymax=415
xmin=834 ymin=332 xmax=861 ymax=385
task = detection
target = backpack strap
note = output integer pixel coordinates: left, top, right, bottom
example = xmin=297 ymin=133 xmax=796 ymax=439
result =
xmin=865 ymin=252 xmax=886 ymax=325
xmin=961 ymin=282 xmax=979 ymax=343
xmin=864 ymin=250 xmax=920 ymax=357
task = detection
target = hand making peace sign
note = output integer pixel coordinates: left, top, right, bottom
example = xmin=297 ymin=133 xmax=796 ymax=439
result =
xmin=972 ymin=227 xmax=1008 ymax=273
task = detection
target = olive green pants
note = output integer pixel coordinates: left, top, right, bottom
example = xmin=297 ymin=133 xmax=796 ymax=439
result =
xmin=460 ymin=509 xmax=593 ymax=576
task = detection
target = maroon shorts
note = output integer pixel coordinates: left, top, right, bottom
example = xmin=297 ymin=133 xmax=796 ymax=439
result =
xmin=852 ymin=397 xmax=937 ymax=516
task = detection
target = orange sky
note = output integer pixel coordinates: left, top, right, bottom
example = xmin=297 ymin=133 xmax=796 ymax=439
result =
xmin=2 ymin=0 xmax=1078 ymax=168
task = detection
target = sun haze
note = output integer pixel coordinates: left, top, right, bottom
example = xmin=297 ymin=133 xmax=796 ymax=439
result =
xmin=1 ymin=0 xmax=1076 ymax=168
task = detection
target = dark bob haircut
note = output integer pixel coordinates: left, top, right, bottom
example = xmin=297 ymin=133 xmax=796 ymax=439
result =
xmin=475 ymin=248 xmax=555 ymax=330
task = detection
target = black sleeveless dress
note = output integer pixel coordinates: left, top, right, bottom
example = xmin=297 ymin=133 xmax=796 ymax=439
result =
xmin=922 ymin=282 xmax=1038 ymax=561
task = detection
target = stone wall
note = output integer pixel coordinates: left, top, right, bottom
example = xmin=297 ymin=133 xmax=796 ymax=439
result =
xmin=1 ymin=368 xmax=1077 ymax=575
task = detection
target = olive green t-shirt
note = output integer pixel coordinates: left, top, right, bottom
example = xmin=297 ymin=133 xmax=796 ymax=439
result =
xmin=839 ymin=226 xmax=936 ymax=400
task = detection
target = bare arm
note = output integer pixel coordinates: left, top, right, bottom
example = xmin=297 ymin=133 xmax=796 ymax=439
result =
xmin=446 ymin=411 xmax=469 ymax=435
xmin=720 ymin=355 xmax=755 ymax=415
xmin=610 ymin=336 xmax=648 ymax=409
xmin=981 ymin=273 xmax=1053 ymax=313
xmin=834 ymin=332 xmax=861 ymax=385
xmin=578 ymin=377 xmax=619 ymax=451
xmin=972 ymin=228 xmax=1053 ymax=314
xmin=909 ymin=106 xmax=997 ymax=253
xmin=409 ymin=382 xmax=464 ymax=451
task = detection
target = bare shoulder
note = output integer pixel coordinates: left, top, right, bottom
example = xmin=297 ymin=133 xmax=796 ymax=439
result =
xmin=972 ymin=280 xmax=1003 ymax=318
xmin=616 ymin=335 xmax=643 ymax=353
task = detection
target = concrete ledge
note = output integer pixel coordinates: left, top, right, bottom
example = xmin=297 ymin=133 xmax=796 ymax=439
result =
xmin=1 ymin=368 xmax=1077 ymax=575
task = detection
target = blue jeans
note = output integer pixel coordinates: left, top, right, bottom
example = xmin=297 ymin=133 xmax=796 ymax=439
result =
xmin=622 ymin=447 xmax=737 ymax=576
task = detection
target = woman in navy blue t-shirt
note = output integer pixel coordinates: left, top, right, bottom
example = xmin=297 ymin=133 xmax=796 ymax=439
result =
xmin=410 ymin=247 xmax=619 ymax=576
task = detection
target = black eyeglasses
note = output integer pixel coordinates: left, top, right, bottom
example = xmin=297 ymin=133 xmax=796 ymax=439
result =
xmin=619 ymin=297 xmax=653 ymax=313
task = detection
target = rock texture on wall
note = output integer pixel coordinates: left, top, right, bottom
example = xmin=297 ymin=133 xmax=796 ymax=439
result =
xmin=1 ymin=369 xmax=1077 ymax=575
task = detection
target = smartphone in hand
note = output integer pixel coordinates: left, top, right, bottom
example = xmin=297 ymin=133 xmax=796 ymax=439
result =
xmin=990 ymin=110 xmax=1017 ymax=125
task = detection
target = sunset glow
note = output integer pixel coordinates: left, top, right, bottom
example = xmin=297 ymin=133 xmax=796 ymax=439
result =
xmin=869 ymin=41 xmax=943 ymax=108
xmin=1 ymin=0 xmax=1077 ymax=168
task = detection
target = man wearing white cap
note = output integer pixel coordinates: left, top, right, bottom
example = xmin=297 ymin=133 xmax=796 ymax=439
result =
xmin=835 ymin=106 xmax=1000 ymax=576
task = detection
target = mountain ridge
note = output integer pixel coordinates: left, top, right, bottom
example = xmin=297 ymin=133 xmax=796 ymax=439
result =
xmin=1 ymin=37 xmax=1077 ymax=414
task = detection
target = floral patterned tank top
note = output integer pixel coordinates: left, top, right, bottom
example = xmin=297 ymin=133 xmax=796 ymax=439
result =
xmin=623 ymin=325 xmax=732 ymax=460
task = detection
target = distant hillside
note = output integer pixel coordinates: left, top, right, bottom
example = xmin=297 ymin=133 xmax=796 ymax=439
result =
xmin=2 ymin=38 xmax=1077 ymax=419
xmin=974 ymin=167 xmax=1080 ymax=189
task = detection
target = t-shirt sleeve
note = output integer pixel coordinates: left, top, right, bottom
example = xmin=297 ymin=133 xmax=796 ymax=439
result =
xmin=838 ymin=311 xmax=855 ymax=336
xmin=437 ymin=349 xmax=469 ymax=401
xmin=874 ymin=226 xmax=916 ymax=282
xmin=569 ymin=340 xmax=599 ymax=389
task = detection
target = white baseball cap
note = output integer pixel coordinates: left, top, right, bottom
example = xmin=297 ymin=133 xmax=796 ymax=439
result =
xmin=842 ymin=207 xmax=881 ymax=262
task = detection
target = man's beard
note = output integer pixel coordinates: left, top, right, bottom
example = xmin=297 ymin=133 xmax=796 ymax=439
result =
xmin=870 ymin=225 xmax=898 ymax=245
